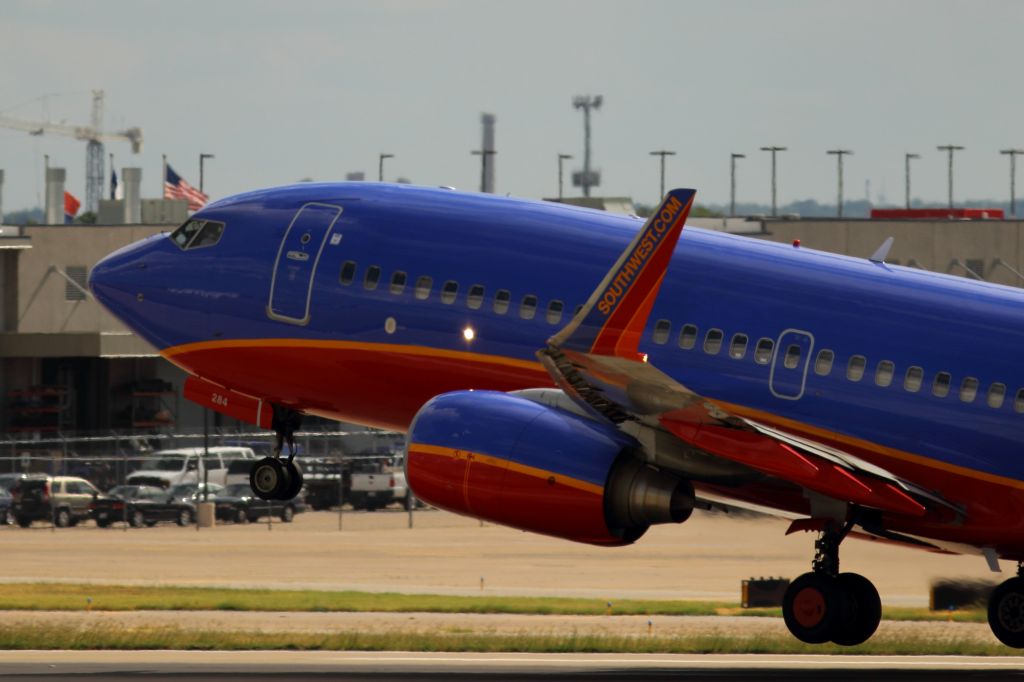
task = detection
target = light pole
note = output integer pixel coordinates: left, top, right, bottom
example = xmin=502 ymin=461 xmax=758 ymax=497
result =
xmin=905 ymin=153 xmax=920 ymax=210
xmin=378 ymin=153 xmax=394 ymax=183
xmin=1000 ymin=149 xmax=1024 ymax=218
xmin=649 ymin=150 xmax=676 ymax=200
xmin=760 ymin=146 xmax=787 ymax=217
xmin=936 ymin=145 xmax=964 ymax=209
xmin=826 ymin=149 xmax=853 ymax=218
xmin=557 ymin=154 xmax=572 ymax=200
xmin=471 ymin=149 xmax=496 ymax=193
xmin=199 ymin=153 xmax=215 ymax=194
xmin=572 ymin=95 xmax=602 ymax=197
xmin=730 ymin=153 xmax=745 ymax=218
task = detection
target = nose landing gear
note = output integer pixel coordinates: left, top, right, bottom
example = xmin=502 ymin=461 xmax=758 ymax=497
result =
xmin=782 ymin=519 xmax=882 ymax=646
xmin=249 ymin=405 xmax=304 ymax=501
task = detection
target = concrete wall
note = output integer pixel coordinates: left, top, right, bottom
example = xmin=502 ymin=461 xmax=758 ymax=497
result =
xmin=15 ymin=224 xmax=169 ymax=335
xmin=751 ymin=219 xmax=1024 ymax=287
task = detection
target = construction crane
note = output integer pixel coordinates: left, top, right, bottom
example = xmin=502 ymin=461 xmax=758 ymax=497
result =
xmin=0 ymin=90 xmax=143 ymax=214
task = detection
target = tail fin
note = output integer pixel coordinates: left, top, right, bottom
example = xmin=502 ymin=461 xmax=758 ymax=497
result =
xmin=549 ymin=188 xmax=696 ymax=359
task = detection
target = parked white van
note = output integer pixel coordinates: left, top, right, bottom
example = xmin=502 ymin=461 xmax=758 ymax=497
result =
xmin=126 ymin=447 xmax=256 ymax=489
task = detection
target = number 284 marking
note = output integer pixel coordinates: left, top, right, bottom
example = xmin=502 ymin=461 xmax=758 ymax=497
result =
xmin=211 ymin=393 xmax=229 ymax=407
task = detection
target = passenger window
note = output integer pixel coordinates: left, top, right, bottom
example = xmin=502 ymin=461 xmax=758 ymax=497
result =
xmin=493 ymin=289 xmax=511 ymax=314
xmin=959 ymin=377 xmax=979 ymax=403
xmin=847 ymin=355 xmax=866 ymax=382
xmin=441 ymin=280 xmax=458 ymax=304
xmin=414 ymin=275 xmax=433 ymax=300
xmin=678 ymin=324 xmax=698 ymax=350
xmin=390 ymin=271 xmax=407 ymax=295
xmin=933 ymin=372 xmax=951 ymax=398
xmin=754 ymin=338 xmax=774 ymax=365
xmin=547 ymin=300 xmax=564 ymax=324
xmin=988 ymin=382 xmax=1007 ymax=409
xmin=339 ymin=260 xmax=357 ymax=286
xmin=363 ymin=265 xmax=381 ymax=290
xmin=729 ymin=334 xmax=748 ymax=360
xmin=904 ymin=366 xmax=923 ymax=393
xmin=1016 ymin=389 xmax=1024 ymax=413
xmin=875 ymin=360 xmax=895 ymax=387
xmin=704 ymin=329 xmax=723 ymax=355
xmin=467 ymin=284 xmax=485 ymax=310
xmin=520 ymin=295 xmax=538 ymax=320
xmin=814 ymin=349 xmax=834 ymax=376
xmin=653 ymin=319 xmax=671 ymax=345
xmin=783 ymin=344 xmax=802 ymax=369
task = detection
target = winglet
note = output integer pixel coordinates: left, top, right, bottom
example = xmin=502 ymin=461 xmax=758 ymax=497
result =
xmin=549 ymin=188 xmax=696 ymax=359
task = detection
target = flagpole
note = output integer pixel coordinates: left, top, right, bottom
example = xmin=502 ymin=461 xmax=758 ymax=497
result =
xmin=161 ymin=154 xmax=167 ymax=199
xmin=108 ymin=152 xmax=114 ymax=201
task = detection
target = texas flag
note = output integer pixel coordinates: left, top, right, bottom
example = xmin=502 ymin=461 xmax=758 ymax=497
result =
xmin=63 ymin=191 xmax=81 ymax=224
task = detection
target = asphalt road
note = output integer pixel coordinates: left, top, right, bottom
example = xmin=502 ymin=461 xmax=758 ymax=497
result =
xmin=2 ymin=652 xmax=1024 ymax=681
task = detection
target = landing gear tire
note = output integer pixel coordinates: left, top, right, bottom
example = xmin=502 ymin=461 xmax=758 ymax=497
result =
xmin=281 ymin=461 xmax=303 ymax=501
xmin=250 ymin=457 xmax=290 ymax=501
xmin=831 ymin=572 xmax=881 ymax=646
xmin=782 ymin=572 xmax=841 ymax=644
xmin=988 ymin=576 xmax=1024 ymax=648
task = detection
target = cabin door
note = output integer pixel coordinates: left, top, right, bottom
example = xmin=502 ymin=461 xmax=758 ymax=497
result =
xmin=267 ymin=203 xmax=343 ymax=326
xmin=769 ymin=329 xmax=814 ymax=400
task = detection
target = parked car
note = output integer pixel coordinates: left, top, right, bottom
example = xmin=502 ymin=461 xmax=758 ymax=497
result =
xmin=0 ymin=474 xmax=20 ymax=525
xmin=90 ymin=484 xmax=192 ymax=528
xmin=213 ymin=483 xmax=305 ymax=523
xmin=349 ymin=466 xmax=410 ymax=511
xmin=10 ymin=475 xmax=100 ymax=527
xmin=126 ymin=446 xmax=256 ymax=489
xmin=166 ymin=482 xmax=224 ymax=522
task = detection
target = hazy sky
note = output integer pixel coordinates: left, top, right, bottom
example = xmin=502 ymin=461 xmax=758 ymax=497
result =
xmin=2 ymin=0 xmax=1022 ymax=212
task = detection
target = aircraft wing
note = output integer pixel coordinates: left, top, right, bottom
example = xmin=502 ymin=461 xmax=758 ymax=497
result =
xmin=537 ymin=189 xmax=959 ymax=522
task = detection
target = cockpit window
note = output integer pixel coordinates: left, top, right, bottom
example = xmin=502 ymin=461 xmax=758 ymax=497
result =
xmin=170 ymin=220 xmax=225 ymax=250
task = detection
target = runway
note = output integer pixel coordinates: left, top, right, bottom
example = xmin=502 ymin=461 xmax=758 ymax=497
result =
xmin=0 ymin=651 xmax=1023 ymax=681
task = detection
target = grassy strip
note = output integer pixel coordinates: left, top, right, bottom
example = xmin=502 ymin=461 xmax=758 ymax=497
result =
xmin=0 ymin=583 xmax=986 ymax=623
xmin=0 ymin=623 xmax=1012 ymax=656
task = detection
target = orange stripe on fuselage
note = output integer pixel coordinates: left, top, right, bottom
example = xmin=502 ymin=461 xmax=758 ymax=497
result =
xmin=409 ymin=443 xmax=604 ymax=496
xmin=162 ymin=338 xmax=545 ymax=373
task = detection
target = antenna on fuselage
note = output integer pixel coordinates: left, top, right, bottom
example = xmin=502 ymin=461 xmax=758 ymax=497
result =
xmin=869 ymin=237 xmax=894 ymax=264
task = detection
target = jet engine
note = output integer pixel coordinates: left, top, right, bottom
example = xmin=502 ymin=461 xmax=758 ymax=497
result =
xmin=406 ymin=390 xmax=694 ymax=546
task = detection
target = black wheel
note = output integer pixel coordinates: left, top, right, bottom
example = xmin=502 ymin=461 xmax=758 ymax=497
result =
xmin=234 ymin=508 xmax=248 ymax=524
xmin=54 ymin=508 xmax=71 ymax=528
xmin=129 ymin=510 xmax=145 ymax=528
xmin=176 ymin=509 xmax=192 ymax=527
xmin=831 ymin=572 xmax=881 ymax=646
xmin=782 ymin=572 xmax=841 ymax=644
xmin=280 ymin=504 xmax=295 ymax=523
xmin=96 ymin=518 xmax=110 ymax=528
xmin=16 ymin=516 xmax=31 ymax=528
xmin=988 ymin=576 xmax=1024 ymax=648
xmin=250 ymin=457 xmax=290 ymax=500
xmin=282 ymin=461 xmax=303 ymax=500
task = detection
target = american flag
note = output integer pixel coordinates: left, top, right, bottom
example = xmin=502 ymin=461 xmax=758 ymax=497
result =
xmin=164 ymin=163 xmax=209 ymax=211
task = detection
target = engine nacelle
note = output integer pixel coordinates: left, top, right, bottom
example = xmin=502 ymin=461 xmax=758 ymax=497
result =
xmin=406 ymin=390 xmax=694 ymax=546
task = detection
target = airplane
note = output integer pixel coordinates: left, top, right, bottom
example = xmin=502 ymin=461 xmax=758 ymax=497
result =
xmin=89 ymin=182 xmax=1024 ymax=648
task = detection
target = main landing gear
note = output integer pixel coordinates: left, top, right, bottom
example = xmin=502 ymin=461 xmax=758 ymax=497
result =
xmin=988 ymin=564 xmax=1024 ymax=648
xmin=782 ymin=519 xmax=882 ymax=646
xmin=249 ymin=405 xmax=304 ymax=501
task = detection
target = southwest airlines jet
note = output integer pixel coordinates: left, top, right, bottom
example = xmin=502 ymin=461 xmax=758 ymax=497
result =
xmin=90 ymin=183 xmax=1024 ymax=648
